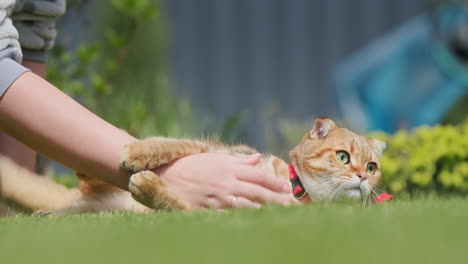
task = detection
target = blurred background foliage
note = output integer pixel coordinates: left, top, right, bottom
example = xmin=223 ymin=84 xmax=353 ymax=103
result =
xmin=47 ymin=0 xmax=243 ymax=141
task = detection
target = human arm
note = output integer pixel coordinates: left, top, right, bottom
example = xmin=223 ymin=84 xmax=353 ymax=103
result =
xmin=0 ymin=71 xmax=135 ymax=189
xmin=0 ymin=0 xmax=62 ymax=172
xmin=0 ymin=72 xmax=292 ymax=207
xmin=0 ymin=59 xmax=51 ymax=172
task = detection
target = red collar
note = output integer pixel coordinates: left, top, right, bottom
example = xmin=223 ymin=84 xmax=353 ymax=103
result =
xmin=288 ymin=163 xmax=393 ymax=204
xmin=288 ymin=163 xmax=310 ymax=203
xmin=374 ymin=192 xmax=394 ymax=203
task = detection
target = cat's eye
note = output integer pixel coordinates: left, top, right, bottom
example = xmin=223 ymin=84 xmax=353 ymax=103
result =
xmin=336 ymin=151 xmax=350 ymax=164
xmin=367 ymin=162 xmax=378 ymax=174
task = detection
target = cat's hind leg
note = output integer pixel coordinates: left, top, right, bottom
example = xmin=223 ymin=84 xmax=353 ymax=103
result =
xmin=120 ymin=137 xmax=209 ymax=173
xmin=0 ymin=156 xmax=82 ymax=212
xmin=128 ymin=170 xmax=190 ymax=211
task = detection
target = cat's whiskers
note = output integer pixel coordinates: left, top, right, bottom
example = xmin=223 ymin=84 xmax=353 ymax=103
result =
xmin=322 ymin=179 xmax=343 ymax=202
xmin=300 ymin=175 xmax=336 ymax=201
xmin=316 ymin=184 xmax=336 ymax=201
xmin=336 ymin=178 xmax=358 ymax=200
xmin=374 ymin=186 xmax=386 ymax=195
xmin=362 ymin=195 xmax=368 ymax=205
xmin=369 ymin=188 xmax=380 ymax=205
xmin=363 ymin=186 xmax=374 ymax=206
xmin=327 ymin=184 xmax=345 ymax=202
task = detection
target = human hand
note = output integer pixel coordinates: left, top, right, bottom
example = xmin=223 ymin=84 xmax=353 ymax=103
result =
xmin=153 ymin=153 xmax=293 ymax=210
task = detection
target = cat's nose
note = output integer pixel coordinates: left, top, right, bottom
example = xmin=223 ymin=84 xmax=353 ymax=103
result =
xmin=356 ymin=173 xmax=367 ymax=182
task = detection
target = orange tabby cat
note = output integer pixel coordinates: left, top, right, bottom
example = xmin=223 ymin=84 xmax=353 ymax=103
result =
xmin=0 ymin=118 xmax=385 ymax=214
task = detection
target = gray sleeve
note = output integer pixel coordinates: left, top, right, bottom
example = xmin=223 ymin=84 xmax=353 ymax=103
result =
xmin=0 ymin=53 xmax=30 ymax=97
xmin=12 ymin=0 xmax=66 ymax=62
xmin=0 ymin=0 xmax=23 ymax=62
xmin=0 ymin=0 xmax=30 ymax=97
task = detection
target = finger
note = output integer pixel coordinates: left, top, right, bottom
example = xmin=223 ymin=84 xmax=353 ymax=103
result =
xmin=201 ymin=196 xmax=224 ymax=210
xmin=230 ymin=196 xmax=262 ymax=209
xmin=233 ymin=182 xmax=293 ymax=206
xmin=236 ymin=166 xmax=291 ymax=194
xmin=235 ymin=153 xmax=261 ymax=165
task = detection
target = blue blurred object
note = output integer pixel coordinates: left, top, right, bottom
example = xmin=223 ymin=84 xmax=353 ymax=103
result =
xmin=333 ymin=3 xmax=468 ymax=133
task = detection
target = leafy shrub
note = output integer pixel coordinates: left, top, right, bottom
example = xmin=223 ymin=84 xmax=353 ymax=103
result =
xmin=48 ymin=0 xmax=244 ymax=142
xmin=371 ymin=120 xmax=468 ymax=195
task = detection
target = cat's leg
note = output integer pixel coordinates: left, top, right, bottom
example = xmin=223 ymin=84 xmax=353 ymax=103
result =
xmin=0 ymin=156 xmax=82 ymax=212
xmin=128 ymin=170 xmax=190 ymax=211
xmin=120 ymin=137 xmax=209 ymax=173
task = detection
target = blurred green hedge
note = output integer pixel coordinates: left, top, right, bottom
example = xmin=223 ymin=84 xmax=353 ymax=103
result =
xmin=371 ymin=120 xmax=468 ymax=195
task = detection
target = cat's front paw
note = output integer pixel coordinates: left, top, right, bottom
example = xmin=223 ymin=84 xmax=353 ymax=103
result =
xmin=128 ymin=171 xmax=157 ymax=206
xmin=129 ymin=171 xmax=190 ymax=211
xmin=120 ymin=142 xmax=158 ymax=173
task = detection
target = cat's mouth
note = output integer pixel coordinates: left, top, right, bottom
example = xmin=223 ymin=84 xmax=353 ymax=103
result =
xmin=344 ymin=183 xmax=371 ymax=200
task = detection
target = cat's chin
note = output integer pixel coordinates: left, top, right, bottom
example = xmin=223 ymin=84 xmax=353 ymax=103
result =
xmin=343 ymin=188 xmax=362 ymax=200
xmin=341 ymin=186 xmax=374 ymax=204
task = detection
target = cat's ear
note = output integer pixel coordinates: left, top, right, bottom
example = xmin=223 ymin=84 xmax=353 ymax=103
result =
xmin=370 ymin=139 xmax=387 ymax=157
xmin=309 ymin=118 xmax=336 ymax=139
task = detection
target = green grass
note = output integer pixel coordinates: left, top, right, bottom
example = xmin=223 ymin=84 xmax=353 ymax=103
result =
xmin=1 ymin=198 xmax=467 ymax=264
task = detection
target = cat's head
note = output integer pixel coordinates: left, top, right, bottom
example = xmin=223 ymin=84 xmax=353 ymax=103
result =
xmin=289 ymin=118 xmax=386 ymax=203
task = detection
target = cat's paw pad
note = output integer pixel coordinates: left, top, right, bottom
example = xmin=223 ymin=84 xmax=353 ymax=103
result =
xmin=32 ymin=210 xmax=55 ymax=217
xmin=128 ymin=171 xmax=190 ymax=211
xmin=120 ymin=143 xmax=157 ymax=173
xmin=128 ymin=171 xmax=160 ymax=206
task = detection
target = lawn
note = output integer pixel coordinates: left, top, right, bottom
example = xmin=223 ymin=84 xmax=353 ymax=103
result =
xmin=1 ymin=198 xmax=467 ymax=264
